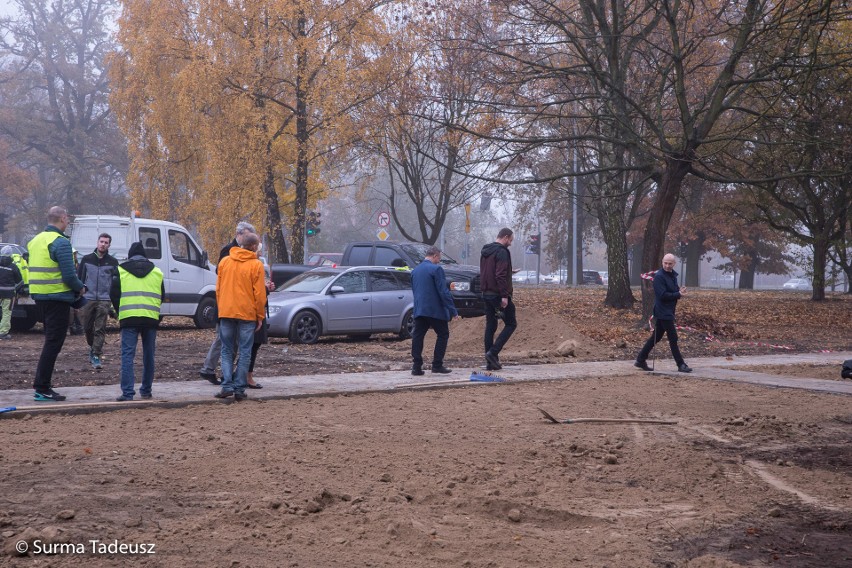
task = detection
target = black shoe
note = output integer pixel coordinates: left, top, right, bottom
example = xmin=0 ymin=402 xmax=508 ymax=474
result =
xmin=34 ymin=389 xmax=67 ymax=402
xmin=432 ymin=366 xmax=452 ymax=374
xmin=214 ymin=390 xmax=234 ymax=399
xmin=411 ymin=367 xmax=425 ymax=376
xmin=678 ymin=364 xmax=693 ymax=373
xmin=485 ymin=351 xmax=502 ymax=370
xmin=140 ymin=393 xmax=152 ymax=399
xmin=234 ymin=392 xmax=247 ymax=401
xmin=200 ymin=371 xmax=221 ymax=385
xmin=634 ymin=360 xmax=652 ymax=371
xmin=246 ymin=382 xmax=263 ymax=389
xmin=115 ymin=395 xmax=134 ymax=402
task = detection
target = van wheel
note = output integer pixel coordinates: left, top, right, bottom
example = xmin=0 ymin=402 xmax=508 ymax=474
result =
xmin=289 ymin=310 xmax=321 ymax=344
xmin=193 ymin=297 xmax=217 ymax=329
xmin=398 ymin=310 xmax=414 ymax=339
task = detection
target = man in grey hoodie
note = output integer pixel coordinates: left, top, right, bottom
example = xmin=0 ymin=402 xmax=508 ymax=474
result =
xmin=479 ymin=228 xmax=517 ymax=371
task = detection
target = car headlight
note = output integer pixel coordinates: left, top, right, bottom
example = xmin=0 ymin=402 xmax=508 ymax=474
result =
xmin=268 ymin=305 xmax=282 ymax=314
xmin=449 ymin=281 xmax=470 ymax=292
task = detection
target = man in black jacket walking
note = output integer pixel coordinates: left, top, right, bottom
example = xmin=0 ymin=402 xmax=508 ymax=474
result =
xmin=635 ymin=253 xmax=692 ymax=373
xmin=480 ymin=228 xmax=517 ymax=371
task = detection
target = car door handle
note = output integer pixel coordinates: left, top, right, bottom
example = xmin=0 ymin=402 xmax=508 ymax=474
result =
xmin=362 ymin=297 xmax=369 ymax=301
xmin=397 ymin=295 xmax=403 ymax=299
xmin=170 ymin=269 xmax=180 ymax=273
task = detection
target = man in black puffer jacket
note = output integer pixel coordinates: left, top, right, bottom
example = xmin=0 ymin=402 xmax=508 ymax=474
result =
xmin=635 ymin=253 xmax=692 ymax=373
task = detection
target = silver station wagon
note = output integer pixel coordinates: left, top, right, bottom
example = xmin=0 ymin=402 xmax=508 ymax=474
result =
xmin=267 ymin=266 xmax=415 ymax=344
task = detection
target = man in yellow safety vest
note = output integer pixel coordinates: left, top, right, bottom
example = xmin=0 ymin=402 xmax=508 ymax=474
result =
xmin=110 ymin=241 xmax=164 ymax=401
xmin=27 ymin=206 xmax=86 ymax=402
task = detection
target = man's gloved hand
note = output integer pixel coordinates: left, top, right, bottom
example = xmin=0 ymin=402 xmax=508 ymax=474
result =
xmin=108 ymin=308 xmax=117 ymax=319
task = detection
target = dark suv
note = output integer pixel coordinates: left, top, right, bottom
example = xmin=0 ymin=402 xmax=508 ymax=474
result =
xmin=582 ymin=270 xmax=604 ymax=285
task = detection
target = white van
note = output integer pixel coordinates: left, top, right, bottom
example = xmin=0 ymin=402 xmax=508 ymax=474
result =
xmin=70 ymin=214 xmax=218 ymax=328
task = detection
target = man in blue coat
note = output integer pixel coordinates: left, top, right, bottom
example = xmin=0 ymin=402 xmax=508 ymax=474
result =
xmin=410 ymin=246 xmax=459 ymax=375
xmin=635 ymin=253 xmax=692 ymax=372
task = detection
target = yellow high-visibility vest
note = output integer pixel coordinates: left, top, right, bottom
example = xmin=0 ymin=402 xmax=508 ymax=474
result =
xmin=28 ymin=231 xmax=70 ymax=295
xmin=118 ymin=266 xmax=164 ymax=321
xmin=11 ymin=254 xmax=29 ymax=285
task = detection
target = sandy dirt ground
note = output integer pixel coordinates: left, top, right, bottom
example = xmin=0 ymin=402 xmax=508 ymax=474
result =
xmin=1 ymin=289 xmax=850 ymax=566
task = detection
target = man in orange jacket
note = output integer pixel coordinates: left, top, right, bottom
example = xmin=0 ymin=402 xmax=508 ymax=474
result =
xmin=214 ymin=232 xmax=266 ymax=401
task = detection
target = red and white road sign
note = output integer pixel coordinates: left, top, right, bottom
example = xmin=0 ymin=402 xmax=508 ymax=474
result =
xmin=377 ymin=211 xmax=390 ymax=227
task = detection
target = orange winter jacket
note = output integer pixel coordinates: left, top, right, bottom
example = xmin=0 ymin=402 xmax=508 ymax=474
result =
xmin=216 ymin=247 xmax=266 ymax=322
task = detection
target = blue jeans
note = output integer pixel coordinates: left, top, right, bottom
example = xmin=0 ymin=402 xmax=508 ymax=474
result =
xmin=219 ymin=318 xmax=255 ymax=394
xmin=120 ymin=327 xmax=157 ymax=398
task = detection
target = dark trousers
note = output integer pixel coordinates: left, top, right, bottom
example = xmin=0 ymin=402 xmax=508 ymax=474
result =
xmin=411 ymin=316 xmax=450 ymax=368
xmin=637 ymin=318 xmax=685 ymax=366
xmin=34 ymin=300 xmax=71 ymax=392
xmin=483 ymin=295 xmax=517 ymax=356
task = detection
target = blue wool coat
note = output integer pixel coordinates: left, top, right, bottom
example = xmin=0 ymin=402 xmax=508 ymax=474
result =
xmin=652 ymin=268 xmax=681 ymax=320
xmin=411 ymin=261 xmax=458 ymax=321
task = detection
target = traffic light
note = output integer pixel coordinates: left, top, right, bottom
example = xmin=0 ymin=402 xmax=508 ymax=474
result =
xmin=528 ymin=233 xmax=540 ymax=255
xmin=306 ymin=210 xmax=321 ymax=237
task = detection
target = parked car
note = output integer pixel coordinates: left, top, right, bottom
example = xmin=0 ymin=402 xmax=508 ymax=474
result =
xmin=582 ymin=270 xmax=604 ymax=285
xmin=542 ymin=270 xmax=568 ymax=284
xmin=782 ymin=277 xmax=811 ymax=290
xmin=340 ymin=241 xmax=482 ymax=317
xmin=598 ymin=271 xmax=609 ymax=285
xmin=266 ymin=266 xmax=415 ymax=344
xmin=512 ymin=270 xmax=539 ymax=284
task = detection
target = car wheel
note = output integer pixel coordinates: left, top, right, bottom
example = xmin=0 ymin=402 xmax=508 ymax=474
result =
xmin=398 ymin=309 xmax=414 ymax=339
xmin=193 ymin=296 xmax=217 ymax=329
xmin=289 ymin=310 xmax=321 ymax=344
xmin=11 ymin=312 xmax=38 ymax=332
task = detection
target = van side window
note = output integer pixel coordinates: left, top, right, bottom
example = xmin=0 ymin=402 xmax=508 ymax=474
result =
xmin=169 ymin=230 xmax=202 ymax=267
xmin=139 ymin=229 xmax=162 ymax=259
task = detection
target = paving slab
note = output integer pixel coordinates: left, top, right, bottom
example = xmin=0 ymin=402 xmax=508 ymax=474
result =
xmin=1 ymin=351 xmax=850 ymax=416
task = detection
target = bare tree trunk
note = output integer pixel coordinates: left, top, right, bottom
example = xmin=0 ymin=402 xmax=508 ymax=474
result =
xmin=263 ymin=164 xmax=289 ymax=263
xmin=640 ymin=158 xmax=691 ymax=317
xmin=811 ymin=238 xmax=828 ymax=301
xmin=684 ymin=236 xmax=702 ymax=288
xmin=598 ymin=203 xmax=634 ymax=308
xmin=290 ymin=14 xmax=309 ymax=265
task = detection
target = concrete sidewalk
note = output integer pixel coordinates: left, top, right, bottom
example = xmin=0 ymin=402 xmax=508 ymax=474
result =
xmin=1 ymin=351 xmax=850 ymax=415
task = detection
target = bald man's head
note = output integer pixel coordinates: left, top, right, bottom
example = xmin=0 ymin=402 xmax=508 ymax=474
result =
xmin=662 ymin=254 xmax=677 ymax=272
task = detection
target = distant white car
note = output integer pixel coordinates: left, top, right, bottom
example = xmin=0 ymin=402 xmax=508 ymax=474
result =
xmin=599 ymin=271 xmax=609 ymax=285
xmin=782 ymin=278 xmax=811 ymax=290
xmin=512 ymin=270 xmax=539 ymax=283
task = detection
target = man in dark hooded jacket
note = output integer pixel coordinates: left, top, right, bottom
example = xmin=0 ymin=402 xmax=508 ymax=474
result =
xmin=479 ymin=228 xmax=517 ymax=370
xmin=111 ymin=242 xmax=165 ymax=401
xmin=0 ymin=246 xmax=23 ymax=339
